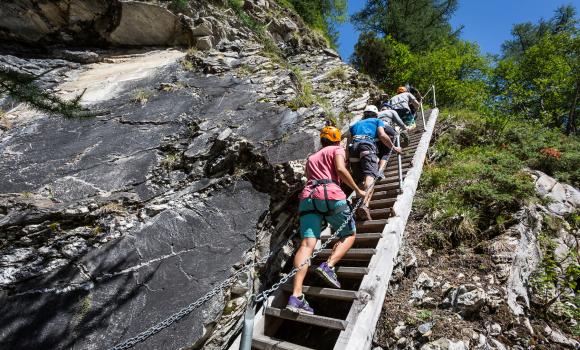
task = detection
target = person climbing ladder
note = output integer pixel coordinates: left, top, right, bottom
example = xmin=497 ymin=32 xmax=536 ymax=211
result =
xmin=348 ymin=105 xmax=402 ymax=221
xmin=286 ymin=125 xmax=367 ymax=315
xmin=388 ymin=86 xmax=421 ymax=130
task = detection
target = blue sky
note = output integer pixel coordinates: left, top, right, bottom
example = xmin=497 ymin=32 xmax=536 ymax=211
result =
xmin=336 ymin=0 xmax=580 ymax=60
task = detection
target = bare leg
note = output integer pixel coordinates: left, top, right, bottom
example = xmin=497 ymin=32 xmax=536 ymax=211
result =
xmin=292 ymin=238 xmax=317 ymax=297
xmin=363 ymin=175 xmax=374 ymax=207
xmin=378 ymin=158 xmax=387 ymax=173
xmin=327 ymin=234 xmax=356 ymax=267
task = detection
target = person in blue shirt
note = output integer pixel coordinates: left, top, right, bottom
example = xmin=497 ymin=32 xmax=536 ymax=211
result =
xmin=348 ymin=105 xmax=402 ymax=221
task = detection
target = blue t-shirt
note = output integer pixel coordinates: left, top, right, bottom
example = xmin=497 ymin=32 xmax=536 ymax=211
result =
xmin=350 ymin=118 xmax=385 ymax=139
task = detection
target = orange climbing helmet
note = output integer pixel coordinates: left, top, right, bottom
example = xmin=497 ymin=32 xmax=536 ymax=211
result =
xmin=320 ymin=125 xmax=341 ymax=143
xmin=397 ymin=86 xmax=407 ymax=94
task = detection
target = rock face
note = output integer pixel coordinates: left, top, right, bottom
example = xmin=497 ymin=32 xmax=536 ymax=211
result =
xmin=0 ymin=1 xmax=379 ymax=349
xmin=0 ymin=0 xmax=190 ymax=46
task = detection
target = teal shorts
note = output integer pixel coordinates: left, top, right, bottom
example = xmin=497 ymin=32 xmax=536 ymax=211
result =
xmin=299 ymin=199 xmax=356 ymax=239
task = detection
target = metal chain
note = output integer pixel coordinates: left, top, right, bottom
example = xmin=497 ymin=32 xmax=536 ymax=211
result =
xmin=253 ymin=148 xmax=396 ymax=303
xmin=108 ymin=222 xmax=298 ymax=350
xmin=109 ymin=134 xmax=404 ymax=349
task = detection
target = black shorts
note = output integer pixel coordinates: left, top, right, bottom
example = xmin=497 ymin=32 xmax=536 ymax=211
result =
xmin=377 ymin=125 xmax=397 ymax=161
xmin=349 ymin=141 xmax=379 ymax=183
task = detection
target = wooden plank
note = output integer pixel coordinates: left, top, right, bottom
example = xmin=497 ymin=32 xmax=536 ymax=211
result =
xmin=321 ymin=232 xmax=382 ymax=243
xmin=317 ymin=248 xmax=375 ymax=260
xmin=253 ymin=335 xmax=315 ymax=350
xmin=374 ymin=182 xmax=401 ymax=192
xmin=372 ymin=190 xmax=399 ymax=200
xmin=369 ymin=198 xmax=396 ymax=209
xmin=356 ymin=219 xmax=388 ymax=232
xmin=281 ymin=284 xmax=359 ymax=301
xmin=335 ymin=266 xmax=369 ymax=278
xmin=369 ymin=208 xmax=391 ymax=220
xmin=334 ymin=108 xmax=439 ymax=350
xmin=265 ymin=307 xmax=348 ymax=331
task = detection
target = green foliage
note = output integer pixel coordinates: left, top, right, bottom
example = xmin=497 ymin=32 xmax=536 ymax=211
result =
xmin=352 ymin=0 xmax=460 ymax=52
xmin=131 ymin=89 xmax=153 ymax=105
xmin=171 ymin=0 xmax=189 ymax=11
xmin=276 ymin=0 xmax=347 ymax=46
xmin=351 ymin=33 xmax=413 ymax=91
xmin=418 ymin=110 xmax=537 ymax=246
xmin=501 ymin=5 xmax=577 ymax=59
xmin=492 ymin=32 xmax=579 ymax=128
xmin=325 ymin=66 xmax=348 ymax=81
xmin=0 ymin=70 xmax=97 ymax=118
xmin=410 ymin=40 xmax=490 ymax=110
xmin=161 ymin=153 xmax=182 ymax=170
xmin=48 ymin=222 xmax=60 ymax=233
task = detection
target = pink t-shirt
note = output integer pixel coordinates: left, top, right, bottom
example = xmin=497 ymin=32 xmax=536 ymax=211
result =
xmin=299 ymin=146 xmax=347 ymax=200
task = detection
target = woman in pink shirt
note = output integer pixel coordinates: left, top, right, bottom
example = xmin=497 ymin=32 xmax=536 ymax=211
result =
xmin=286 ymin=125 xmax=366 ymax=315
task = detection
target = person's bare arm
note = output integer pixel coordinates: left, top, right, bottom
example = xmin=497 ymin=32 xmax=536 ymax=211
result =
xmin=408 ymin=93 xmax=420 ymax=109
xmin=334 ymin=154 xmax=366 ymax=197
xmin=378 ymin=127 xmax=402 ymax=154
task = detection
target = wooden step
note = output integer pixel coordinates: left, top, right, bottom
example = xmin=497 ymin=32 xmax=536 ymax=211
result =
xmin=356 ymin=219 xmax=388 ymax=232
xmin=369 ymin=198 xmax=396 ymax=209
xmin=253 ymin=335 xmax=315 ymax=350
xmin=369 ymin=208 xmax=392 ymax=220
xmin=335 ymin=266 xmax=369 ymax=278
xmin=281 ymin=284 xmax=358 ymax=301
xmin=374 ymin=182 xmax=401 ymax=192
xmin=321 ymin=232 xmax=382 ymax=243
xmin=373 ymin=190 xmax=400 ymax=200
xmin=384 ymin=168 xmax=408 ymax=177
xmin=317 ymin=248 xmax=376 ymax=260
xmin=381 ymin=174 xmax=405 ymax=183
xmin=265 ymin=307 xmax=348 ymax=330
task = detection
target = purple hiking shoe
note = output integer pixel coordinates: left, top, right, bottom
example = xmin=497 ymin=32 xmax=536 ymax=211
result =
xmin=286 ymin=295 xmax=314 ymax=315
xmin=315 ymin=262 xmax=341 ymax=288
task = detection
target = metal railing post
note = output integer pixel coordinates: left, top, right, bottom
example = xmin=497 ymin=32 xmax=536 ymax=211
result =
xmin=432 ymin=84 xmax=437 ymax=107
xmin=420 ymin=102 xmax=426 ymax=130
xmin=239 ymin=303 xmax=255 ymax=350
xmin=396 ymin=134 xmax=403 ymax=190
xmin=239 ymin=261 xmax=256 ymax=350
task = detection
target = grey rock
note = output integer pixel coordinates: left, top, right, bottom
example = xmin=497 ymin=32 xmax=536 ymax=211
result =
xmin=421 ymin=338 xmax=468 ymax=350
xmin=418 ymin=322 xmax=434 ymax=335
xmin=191 ymin=18 xmax=214 ymax=37
xmin=0 ymin=0 xmax=192 ymax=46
xmin=416 ymin=272 xmax=435 ymax=289
xmin=506 ymin=205 xmax=542 ymax=316
xmin=196 ymin=36 xmax=214 ymax=51
xmin=323 ymin=48 xmax=341 ymax=58
xmin=57 ymin=50 xmax=102 ymax=64
xmin=442 ymin=284 xmax=489 ymax=318
xmin=544 ymin=325 xmax=580 ymax=348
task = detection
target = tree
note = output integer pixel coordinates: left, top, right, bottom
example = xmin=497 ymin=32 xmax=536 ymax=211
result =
xmin=351 ymin=0 xmax=461 ymax=52
xmin=493 ymin=19 xmax=579 ymax=129
xmin=351 ymin=32 xmax=413 ymax=90
xmin=501 ymin=5 xmax=577 ymax=59
xmin=410 ymin=40 xmax=489 ymax=109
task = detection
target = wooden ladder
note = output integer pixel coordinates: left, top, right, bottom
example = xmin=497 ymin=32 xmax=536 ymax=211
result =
xmin=244 ymin=109 xmax=439 ymax=350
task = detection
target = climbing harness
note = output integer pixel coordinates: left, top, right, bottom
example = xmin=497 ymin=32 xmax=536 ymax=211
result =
xmin=299 ymin=179 xmax=351 ymax=222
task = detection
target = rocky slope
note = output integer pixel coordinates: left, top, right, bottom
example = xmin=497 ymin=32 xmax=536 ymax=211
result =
xmin=373 ymin=125 xmax=579 ymax=349
xmin=0 ymin=1 xmax=378 ymax=349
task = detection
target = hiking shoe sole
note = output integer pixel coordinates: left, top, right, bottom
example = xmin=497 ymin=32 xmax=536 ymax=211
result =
xmin=285 ymin=305 xmax=314 ymax=315
xmin=315 ymin=267 xmax=341 ymax=289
